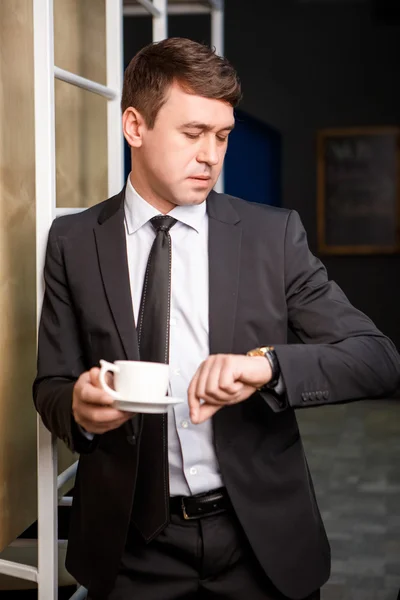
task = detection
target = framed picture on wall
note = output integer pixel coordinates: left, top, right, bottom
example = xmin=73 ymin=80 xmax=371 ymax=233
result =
xmin=317 ymin=127 xmax=400 ymax=254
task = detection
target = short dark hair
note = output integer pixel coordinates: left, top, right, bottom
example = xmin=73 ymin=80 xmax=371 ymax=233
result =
xmin=121 ymin=37 xmax=242 ymax=128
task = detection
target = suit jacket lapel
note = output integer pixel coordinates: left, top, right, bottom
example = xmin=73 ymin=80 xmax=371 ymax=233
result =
xmin=92 ymin=189 xmax=241 ymax=360
xmin=207 ymin=191 xmax=242 ymax=355
xmin=94 ymin=189 xmax=140 ymax=361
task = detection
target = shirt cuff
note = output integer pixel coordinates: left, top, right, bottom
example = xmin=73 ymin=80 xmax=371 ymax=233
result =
xmin=77 ymin=423 xmax=95 ymax=441
xmin=271 ymin=373 xmax=285 ymax=395
xmin=258 ymin=373 xmax=287 ymax=413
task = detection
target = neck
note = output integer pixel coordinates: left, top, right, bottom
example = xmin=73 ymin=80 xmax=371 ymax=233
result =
xmin=129 ymin=171 xmax=175 ymax=215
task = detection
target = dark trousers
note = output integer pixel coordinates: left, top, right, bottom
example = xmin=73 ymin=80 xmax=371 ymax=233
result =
xmin=92 ymin=509 xmax=320 ymax=600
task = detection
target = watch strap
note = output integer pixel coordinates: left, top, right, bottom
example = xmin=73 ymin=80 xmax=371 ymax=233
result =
xmin=262 ymin=347 xmax=281 ymax=390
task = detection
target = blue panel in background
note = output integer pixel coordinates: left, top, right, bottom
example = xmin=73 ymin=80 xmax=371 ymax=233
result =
xmin=224 ymin=110 xmax=281 ymax=207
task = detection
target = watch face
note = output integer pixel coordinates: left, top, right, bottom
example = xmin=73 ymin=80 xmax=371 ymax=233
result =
xmin=262 ymin=346 xmax=275 ymax=353
xmin=247 ymin=346 xmax=274 ymax=357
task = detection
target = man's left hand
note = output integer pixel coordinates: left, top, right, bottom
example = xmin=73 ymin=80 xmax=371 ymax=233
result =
xmin=188 ymin=354 xmax=272 ymax=424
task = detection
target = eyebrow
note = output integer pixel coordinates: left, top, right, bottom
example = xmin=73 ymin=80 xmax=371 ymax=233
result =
xmin=180 ymin=121 xmax=235 ymax=132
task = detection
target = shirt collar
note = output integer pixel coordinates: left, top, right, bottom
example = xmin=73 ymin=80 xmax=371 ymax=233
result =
xmin=124 ymin=175 xmax=206 ymax=235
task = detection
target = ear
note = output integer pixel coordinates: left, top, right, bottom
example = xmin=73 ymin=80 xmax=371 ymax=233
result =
xmin=122 ymin=107 xmax=145 ymax=148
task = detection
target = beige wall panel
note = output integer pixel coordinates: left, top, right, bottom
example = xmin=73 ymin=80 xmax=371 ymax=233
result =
xmin=55 ymin=0 xmax=108 ymax=209
xmin=54 ymin=0 xmax=106 ymax=85
xmin=0 ymin=0 xmax=38 ymax=552
xmin=55 ymin=81 xmax=108 ymax=208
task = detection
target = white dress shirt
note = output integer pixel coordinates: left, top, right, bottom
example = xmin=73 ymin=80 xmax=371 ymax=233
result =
xmin=124 ymin=176 xmax=224 ymax=496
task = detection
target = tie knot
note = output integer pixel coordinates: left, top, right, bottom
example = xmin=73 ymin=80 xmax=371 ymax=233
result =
xmin=150 ymin=215 xmax=177 ymax=233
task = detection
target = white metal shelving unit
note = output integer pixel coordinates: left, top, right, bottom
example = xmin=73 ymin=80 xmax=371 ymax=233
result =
xmin=0 ymin=1 xmax=224 ymax=598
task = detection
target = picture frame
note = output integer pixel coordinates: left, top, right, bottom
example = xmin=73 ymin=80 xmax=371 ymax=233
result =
xmin=317 ymin=127 xmax=400 ymax=254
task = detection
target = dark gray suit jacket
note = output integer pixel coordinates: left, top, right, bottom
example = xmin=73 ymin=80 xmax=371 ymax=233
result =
xmin=33 ymin=189 xmax=400 ymax=599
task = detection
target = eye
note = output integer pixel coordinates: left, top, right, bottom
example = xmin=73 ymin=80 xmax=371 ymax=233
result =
xmin=184 ymin=132 xmax=201 ymax=140
xmin=217 ymin=135 xmax=229 ymax=143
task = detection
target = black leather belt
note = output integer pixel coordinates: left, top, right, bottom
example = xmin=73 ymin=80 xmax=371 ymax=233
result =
xmin=170 ymin=487 xmax=229 ymax=520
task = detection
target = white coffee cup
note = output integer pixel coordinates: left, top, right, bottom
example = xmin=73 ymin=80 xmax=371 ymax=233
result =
xmin=99 ymin=359 xmax=169 ymax=405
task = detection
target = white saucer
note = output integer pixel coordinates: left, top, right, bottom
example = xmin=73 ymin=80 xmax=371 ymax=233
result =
xmin=113 ymin=396 xmax=184 ymax=414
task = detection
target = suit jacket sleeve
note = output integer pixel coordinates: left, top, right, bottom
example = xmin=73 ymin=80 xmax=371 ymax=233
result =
xmin=271 ymin=210 xmax=400 ymax=409
xmin=32 ymin=221 xmax=98 ymax=454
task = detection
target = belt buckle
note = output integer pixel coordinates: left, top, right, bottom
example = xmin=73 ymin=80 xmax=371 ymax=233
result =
xmin=181 ymin=498 xmax=196 ymax=520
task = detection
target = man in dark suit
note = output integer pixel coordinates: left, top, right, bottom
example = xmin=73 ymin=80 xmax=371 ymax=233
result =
xmin=33 ymin=38 xmax=400 ymax=600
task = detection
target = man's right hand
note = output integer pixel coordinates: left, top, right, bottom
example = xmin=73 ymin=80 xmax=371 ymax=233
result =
xmin=72 ymin=367 xmax=135 ymax=435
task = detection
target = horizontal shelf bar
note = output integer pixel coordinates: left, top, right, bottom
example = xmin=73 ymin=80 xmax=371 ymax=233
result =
xmin=0 ymin=559 xmax=38 ymax=582
xmin=57 ymin=461 xmax=78 ymax=490
xmin=124 ymin=3 xmax=211 ymax=16
xmin=209 ymin=0 xmax=223 ymax=9
xmin=9 ymin=539 xmax=68 ymax=548
xmin=55 ymin=207 xmax=86 ymax=218
xmin=167 ymin=3 xmax=211 ymax=14
xmin=54 ymin=67 xmax=118 ymax=100
xmin=136 ymin=0 xmax=161 ymax=16
xmin=69 ymin=585 xmax=88 ymax=600
xmin=58 ymin=496 xmax=73 ymax=507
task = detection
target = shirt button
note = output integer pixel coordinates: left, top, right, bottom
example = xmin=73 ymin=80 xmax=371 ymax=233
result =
xmin=181 ymin=420 xmax=189 ymax=429
xmin=174 ymin=368 xmax=181 ymax=376
xmin=189 ymin=467 xmax=197 ymax=476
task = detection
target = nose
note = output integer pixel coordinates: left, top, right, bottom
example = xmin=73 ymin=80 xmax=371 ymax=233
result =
xmin=197 ymin=135 xmax=219 ymax=167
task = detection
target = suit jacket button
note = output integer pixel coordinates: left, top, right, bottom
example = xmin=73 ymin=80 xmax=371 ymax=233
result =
xmin=316 ymin=391 xmax=323 ymax=401
xmin=323 ymin=391 xmax=329 ymax=399
xmin=301 ymin=392 xmax=307 ymax=402
xmin=309 ymin=391 xmax=316 ymax=401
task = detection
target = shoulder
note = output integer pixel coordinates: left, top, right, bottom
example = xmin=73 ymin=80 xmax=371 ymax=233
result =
xmin=226 ymin=193 xmax=290 ymax=219
xmin=49 ymin=192 xmax=122 ymax=239
xmin=211 ymin=191 xmax=295 ymax=231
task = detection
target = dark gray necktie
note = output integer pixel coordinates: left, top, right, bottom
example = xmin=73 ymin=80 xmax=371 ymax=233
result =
xmin=131 ymin=215 xmax=177 ymax=541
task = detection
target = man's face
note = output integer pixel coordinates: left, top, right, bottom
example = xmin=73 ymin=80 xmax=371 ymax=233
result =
xmin=129 ymin=83 xmax=235 ymax=208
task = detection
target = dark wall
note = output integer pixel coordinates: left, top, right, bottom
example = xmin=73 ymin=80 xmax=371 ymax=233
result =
xmin=123 ymin=2 xmax=400 ymax=348
xmin=124 ymin=15 xmax=211 ymax=68
xmin=224 ymin=0 xmax=400 ymax=348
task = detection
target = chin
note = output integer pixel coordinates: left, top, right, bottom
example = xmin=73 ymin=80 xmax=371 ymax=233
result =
xmin=189 ymin=194 xmax=209 ymax=206
xmin=174 ymin=191 xmax=209 ymax=206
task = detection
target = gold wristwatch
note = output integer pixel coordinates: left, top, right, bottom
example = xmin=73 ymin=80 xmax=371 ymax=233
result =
xmin=246 ymin=346 xmax=280 ymax=390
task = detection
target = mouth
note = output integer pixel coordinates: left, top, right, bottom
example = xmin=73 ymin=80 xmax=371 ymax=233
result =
xmin=189 ymin=175 xmax=211 ymax=183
